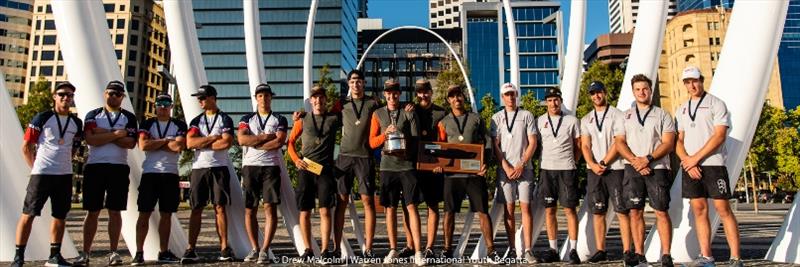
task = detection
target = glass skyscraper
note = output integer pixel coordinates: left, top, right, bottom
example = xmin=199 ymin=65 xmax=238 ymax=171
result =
xmin=677 ymin=0 xmax=734 ymax=11
xmin=462 ymin=1 xmax=561 ymax=109
xmin=192 ymin=0 xmax=360 ymax=121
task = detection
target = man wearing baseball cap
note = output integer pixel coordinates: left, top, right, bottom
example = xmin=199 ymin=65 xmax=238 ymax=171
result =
xmin=489 ymin=83 xmax=538 ymax=262
xmin=536 ymin=87 xmax=582 ymax=264
xmin=76 ymin=80 xmax=138 ymax=266
xmin=132 ymin=94 xmax=187 ymax=265
xmin=237 ymin=84 xmax=288 ymax=263
xmin=183 ymin=85 xmax=237 ymax=263
xmin=12 ymin=82 xmax=82 ymax=267
xmin=675 ymin=66 xmax=742 ymax=267
xmin=579 ymin=81 xmax=632 ymax=263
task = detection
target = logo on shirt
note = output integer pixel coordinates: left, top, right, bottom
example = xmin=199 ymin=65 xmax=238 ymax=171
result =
xmin=626 ymin=113 xmax=632 ymax=120
xmin=682 ymin=107 xmax=687 ymax=114
xmin=589 ymin=118 xmax=594 ymax=124
xmin=543 ymin=122 xmax=550 ymax=128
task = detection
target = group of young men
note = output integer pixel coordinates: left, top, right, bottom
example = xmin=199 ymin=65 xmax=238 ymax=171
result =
xmin=11 ymin=66 xmax=742 ymax=267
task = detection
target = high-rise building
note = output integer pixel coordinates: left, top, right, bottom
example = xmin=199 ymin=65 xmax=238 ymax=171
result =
xmin=676 ymin=0 xmax=734 ymax=11
xmin=462 ymin=1 xmax=562 ymax=107
xmin=192 ymin=0 xmax=361 ymax=122
xmin=583 ymin=32 xmax=632 ymax=69
xmin=608 ymin=0 xmax=678 ymax=33
xmin=657 ymin=7 xmax=783 ymax=115
xmin=26 ymin=0 xmax=169 ymax=119
xmin=0 ymin=0 xmax=32 ymax=106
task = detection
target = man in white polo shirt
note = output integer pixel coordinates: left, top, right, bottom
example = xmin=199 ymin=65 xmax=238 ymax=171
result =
xmin=675 ymin=66 xmax=742 ymax=267
xmin=490 ymin=83 xmax=538 ymax=262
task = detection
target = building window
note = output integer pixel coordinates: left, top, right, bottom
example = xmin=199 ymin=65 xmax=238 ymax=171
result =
xmin=131 ymin=19 xmax=139 ymax=31
xmin=56 ymin=66 xmax=63 ymax=76
xmin=119 ymin=4 xmax=125 ymax=12
xmin=128 ymin=50 xmax=137 ymax=61
xmin=130 ymin=34 xmax=138 ymax=46
xmin=431 ymin=2 xmax=436 ymax=8
xmin=116 ymin=19 xmax=125 ymax=29
xmin=683 ymin=39 xmax=693 ymax=47
xmin=41 ymin=51 xmax=55 ymax=60
xmin=43 ymin=35 xmax=56 ymax=45
xmin=46 ymin=4 xmax=51 ymax=13
xmin=30 ymin=66 xmax=36 ymax=76
xmin=133 ymin=5 xmax=139 ymax=13
xmin=44 ymin=19 xmax=55 ymax=30
xmin=107 ymin=19 xmax=113 ymax=29
xmin=35 ymin=19 xmax=41 ymax=30
xmin=36 ymin=5 xmax=42 ymax=12
xmin=115 ymin=49 xmax=123 ymax=59
xmin=103 ymin=4 xmax=114 ymax=12
xmin=127 ymin=66 xmax=136 ymax=77
xmin=40 ymin=66 xmax=53 ymax=76
xmin=115 ymin=34 xmax=124 ymax=44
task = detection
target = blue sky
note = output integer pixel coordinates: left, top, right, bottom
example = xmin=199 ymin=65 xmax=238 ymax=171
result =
xmin=367 ymin=0 xmax=610 ymax=46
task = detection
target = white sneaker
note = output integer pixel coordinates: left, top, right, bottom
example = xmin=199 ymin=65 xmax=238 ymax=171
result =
xmin=414 ymin=251 xmax=427 ymax=266
xmin=108 ymin=251 xmax=123 ymax=266
xmin=383 ymin=249 xmax=400 ymax=264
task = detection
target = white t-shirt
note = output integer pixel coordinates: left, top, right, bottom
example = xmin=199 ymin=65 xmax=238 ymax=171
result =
xmin=490 ymin=108 xmax=537 ymax=169
xmin=620 ymin=105 xmax=675 ymax=170
xmin=580 ymin=106 xmax=626 ymax=170
xmin=537 ymin=112 xmax=581 ymax=170
xmin=26 ymin=111 xmax=84 ymax=175
xmin=84 ymin=107 xmax=138 ymax=165
xmin=675 ymin=93 xmax=729 ymax=166
xmin=239 ymin=112 xmax=288 ymax=166
xmin=139 ymin=118 xmax=187 ymax=174
xmin=188 ymin=111 xmax=234 ymax=169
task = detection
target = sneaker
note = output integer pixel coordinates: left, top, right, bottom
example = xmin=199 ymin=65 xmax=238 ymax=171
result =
xmin=440 ymin=248 xmax=454 ymax=259
xmin=414 ymin=251 xmax=427 ymax=266
xmin=383 ymin=249 xmax=400 ymax=264
xmin=256 ymin=250 xmax=270 ymax=264
xmin=541 ymin=249 xmax=559 ymax=263
xmin=398 ymin=247 xmax=414 ymax=258
xmin=45 ymin=253 xmax=73 ymax=267
xmin=727 ymin=258 xmax=743 ymax=267
xmin=661 ymin=254 xmax=674 ymax=267
xmin=569 ymin=249 xmax=581 ymax=264
xmin=11 ymin=253 xmax=24 ymax=267
xmin=243 ymin=249 xmax=258 ymax=262
xmin=73 ymin=251 xmax=89 ymax=266
xmin=506 ymin=249 xmax=517 ymax=260
xmin=485 ymin=249 xmax=503 ymax=265
xmin=157 ymin=251 xmax=181 ymax=264
xmin=589 ymin=250 xmax=608 ymax=263
xmin=318 ymin=250 xmax=336 ymax=265
xmin=524 ymin=250 xmax=538 ymax=263
xmin=363 ymin=249 xmax=377 ymax=259
xmin=690 ymin=255 xmax=716 ymax=267
xmin=623 ymin=250 xmax=638 ymax=266
xmin=108 ymin=252 xmax=123 ymax=266
xmin=180 ymin=248 xmax=200 ymax=264
xmin=130 ymin=252 xmax=144 ymax=266
xmin=636 ymin=253 xmax=648 ymax=266
xmin=422 ymin=248 xmax=435 ymax=259
xmin=218 ymin=247 xmax=235 ymax=262
xmin=297 ymin=249 xmax=314 ymax=263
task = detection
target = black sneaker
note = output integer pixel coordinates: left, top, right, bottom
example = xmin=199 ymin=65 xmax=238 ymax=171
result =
xmin=440 ymin=248 xmax=454 ymax=259
xmin=541 ymin=249 xmax=559 ymax=263
xmin=130 ymin=252 xmax=144 ymax=266
xmin=485 ymin=249 xmax=503 ymax=265
xmin=218 ymin=247 xmax=235 ymax=262
xmin=423 ymin=248 xmax=435 ymax=259
xmin=12 ymin=253 xmax=24 ymax=267
xmin=157 ymin=251 xmax=181 ymax=264
xmin=298 ymin=249 xmax=314 ymax=263
xmin=319 ymin=250 xmax=337 ymax=265
xmin=398 ymin=247 xmax=414 ymax=258
xmin=637 ymin=253 xmax=648 ymax=266
xmin=45 ymin=253 xmax=73 ymax=267
xmin=180 ymin=248 xmax=200 ymax=264
xmin=661 ymin=254 xmax=674 ymax=267
xmin=568 ymin=249 xmax=581 ymax=264
xmin=623 ymin=250 xmax=638 ymax=266
xmin=506 ymin=249 xmax=517 ymax=260
xmin=363 ymin=249 xmax=377 ymax=259
xmin=589 ymin=250 xmax=608 ymax=263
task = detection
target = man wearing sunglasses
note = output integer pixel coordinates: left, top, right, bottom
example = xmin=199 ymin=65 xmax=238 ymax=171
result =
xmin=75 ymin=81 xmax=139 ymax=266
xmin=12 ymin=82 xmax=82 ymax=267
xmin=182 ymin=85 xmax=236 ymax=263
xmin=131 ymin=94 xmax=187 ymax=265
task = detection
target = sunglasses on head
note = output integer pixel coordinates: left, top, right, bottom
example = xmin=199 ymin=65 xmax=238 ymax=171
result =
xmin=107 ymin=91 xmax=124 ymax=98
xmin=56 ymin=92 xmax=74 ymax=98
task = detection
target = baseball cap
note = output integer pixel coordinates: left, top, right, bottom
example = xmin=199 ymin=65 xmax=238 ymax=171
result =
xmin=588 ymin=81 xmax=606 ymax=93
xmin=447 ymin=84 xmax=464 ymax=97
xmin=254 ymin=83 xmax=275 ymax=96
xmin=384 ymin=78 xmax=400 ymax=91
xmin=105 ymin=80 xmax=125 ymax=92
xmin=681 ymin=66 xmax=701 ymax=80
xmin=414 ymin=78 xmax=432 ymax=92
xmin=544 ymin=87 xmax=562 ymax=99
xmin=500 ymin=83 xmax=518 ymax=95
xmin=191 ymin=85 xmax=217 ymax=97
xmin=310 ymin=85 xmax=326 ymax=97
xmin=55 ymin=81 xmax=76 ymax=92
xmin=155 ymin=94 xmax=173 ymax=107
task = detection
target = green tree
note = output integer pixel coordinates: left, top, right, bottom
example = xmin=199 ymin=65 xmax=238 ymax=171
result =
xmin=16 ymin=77 xmax=53 ymax=128
xmin=575 ymin=62 xmax=625 ymax=118
xmin=479 ymin=94 xmax=499 ymax=188
xmin=745 ymin=104 xmax=800 ymax=191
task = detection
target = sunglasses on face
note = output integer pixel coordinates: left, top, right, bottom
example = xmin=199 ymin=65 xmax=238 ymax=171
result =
xmin=197 ymin=96 xmax=207 ymax=101
xmin=106 ymin=91 xmax=124 ymax=98
xmin=155 ymin=101 xmax=172 ymax=108
xmin=56 ymin=92 xmax=74 ymax=98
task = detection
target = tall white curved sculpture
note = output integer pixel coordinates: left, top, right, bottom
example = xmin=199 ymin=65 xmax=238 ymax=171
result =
xmin=501 ymin=0 xmax=520 ymax=91
xmin=0 ymin=72 xmax=79 ymax=261
xmin=50 ymin=1 xmax=187 ymax=260
xmin=766 ymin=191 xmax=800 ymax=263
xmin=242 ymin=0 xmax=316 ymax=256
xmin=616 ymin=0 xmax=669 ymax=108
xmin=302 ymin=0 xmax=319 ymax=111
xmin=356 ymin=26 xmax=477 ymax=106
xmin=644 ymin=1 xmax=789 ymax=262
xmin=162 ymin=0 xmax=251 ymax=258
xmin=558 ymin=0 xmax=585 ymax=114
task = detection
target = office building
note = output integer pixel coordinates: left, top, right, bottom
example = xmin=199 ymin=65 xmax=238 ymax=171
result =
xmin=192 ymin=0 xmax=361 ymax=122
xmin=608 ymin=0 xmax=678 ymax=33
xmin=657 ymin=7 xmax=783 ymax=115
xmin=0 ymin=0 xmax=32 ymax=106
xmin=583 ymin=32 xmax=632 ymax=69
xmin=26 ymin=0 xmax=169 ymax=119
xmin=677 ymin=0 xmax=734 ymax=11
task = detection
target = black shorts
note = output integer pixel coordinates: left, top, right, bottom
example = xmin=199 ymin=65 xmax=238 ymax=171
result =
xmin=623 ymin=165 xmax=673 ymax=211
xmin=682 ymin=166 xmax=732 ymax=199
xmin=23 ymin=174 xmax=73 ymax=219
xmin=418 ymin=171 xmax=444 ymax=207
xmin=137 ymin=173 xmax=180 ymax=213
xmin=587 ymin=170 xmax=626 ymax=214
xmin=296 ymin=169 xmax=337 ymax=211
xmin=538 ymin=169 xmax=580 ymax=208
xmin=242 ymin=165 xmax=282 ymax=208
xmin=335 ymin=155 xmax=376 ymax=195
xmin=380 ymin=171 xmax=421 ymax=207
xmin=83 ymin=163 xmax=130 ymax=211
xmin=444 ymin=175 xmax=489 ymax=213
xmin=189 ymin=166 xmax=231 ymax=209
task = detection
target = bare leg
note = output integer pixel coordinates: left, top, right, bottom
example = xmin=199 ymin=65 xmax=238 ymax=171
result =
xmin=136 ymin=211 xmax=152 ymax=252
xmin=545 ymin=207 xmax=558 ymax=242
xmin=426 ymin=205 xmax=440 ymax=249
xmin=82 ymin=211 xmax=100 ymax=253
xmin=477 ymin=212 xmax=495 ymax=249
xmin=320 ymin=207 xmax=332 ymax=251
xmin=51 ymin=218 xmax=66 ymax=244
xmin=504 ymin=203 xmax=516 ymax=249
xmin=387 ymin=207 xmax=397 ymax=249
xmin=108 ymin=210 xmax=122 ymax=252
xmin=333 ymin=194 xmax=348 ymax=251
xmin=407 ymin=205 xmax=423 ymax=251
xmin=521 ymin=202 xmax=533 ymax=250
xmin=714 ymin=199 xmax=741 ymax=259
xmin=262 ymin=204 xmax=278 ymax=251
xmin=690 ymin=198 xmax=712 ymax=257
xmin=655 ymin=210 xmax=672 ymax=255
xmin=299 ymin=211 xmax=313 ymax=252
xmin=158 ymin=212 xmax=172 ymax=252
xmin=215 ymin=205 xmax=229 ymax=250
xmin=362 ymin=194 xmax=376 ymax=250
xmin=245 ymin=208 xmax=259 ymax=250
xmin=629 ymin=208 xmax=645 ymax=254
xmin=15 ymin=214 xmax=35 ymax=246
xmin=617 ymin=212 xmax=632 ymax=252
xmin=187 ymin=209 xmax=202 ymax=249
xmin=593 ymin=213 xmax=607 ymax=251
xmin=401 ymin=204 xmax=414 ymax=250
xmin=565 ymin=207 xmax=578 ymax=241
xmin=443 ymin=212 xmax=455 ymax=250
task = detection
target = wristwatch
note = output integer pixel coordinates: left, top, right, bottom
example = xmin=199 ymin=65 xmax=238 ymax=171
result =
xmin=646 ymin=154 xmax=655 ymax=163
xmin=598 ymin=160 xmax=607 ymax=167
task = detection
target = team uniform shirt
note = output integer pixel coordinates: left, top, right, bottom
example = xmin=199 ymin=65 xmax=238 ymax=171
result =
xmin=437 ymin=111 xmax=489 ymax=178
xmin=537 ymin=113 xmax=581 ymax=170
xmin=138 ymin=118 xmax=188 ymax=174
xmin=188 ymin=111 xmax=234 ymax=169
xmin=339 ymin=97 xmax=379 ymax=158
xmin=84 ymin=107 xmax=138 ymax=165
xmin=24 ymin=111 xmax=84 ymax=175
xmin=369 ymin=107 xmax=419 ymax=171
xmin=675 ymin=93 xmax=730 ymax=166
xmin=580 ymin=106 xmax=626 ymax=170
xmin=238 ymin=112 xmax=289 ymax=166
xmin=289 ymin=113 xmax=342 ymax=165
xmin=621 ymin=105 xmax=675 ymax=169
xmin=490 ymin=108 xmax=537 ymax=169
xmin=415 ymin=103 xmax=447 ymax=142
